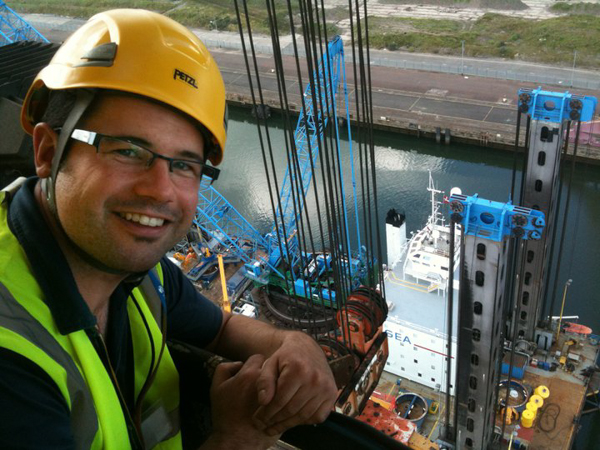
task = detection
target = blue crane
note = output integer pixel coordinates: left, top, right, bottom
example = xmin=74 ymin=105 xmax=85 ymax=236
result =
xmin=0 ymin=2 xmax=49 ymax=45
xmin=194 ymin=36 xmax=365 ymax=304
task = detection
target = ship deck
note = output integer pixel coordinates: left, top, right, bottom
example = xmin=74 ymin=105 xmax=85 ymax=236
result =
xmin=384 ymin=262 xmax=459 ymax=336
xmin=376 ymin=370 xmax=454 ymax=444
xmin=372 ymin=328 xmax=600 ymax=449
xmin=497 ymin=330 xmax=600 ymax=449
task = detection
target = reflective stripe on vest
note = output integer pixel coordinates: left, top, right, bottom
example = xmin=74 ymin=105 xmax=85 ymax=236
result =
xmin=0 ymin=194 xmax=181 ymax=449
xmin=132 ymin=266 xmax=182 ymax=449
xmin=0 ymin=281 xmax=98 ymax=449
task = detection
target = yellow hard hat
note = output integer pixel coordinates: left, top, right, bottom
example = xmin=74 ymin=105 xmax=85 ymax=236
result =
xmin=21 ymin=9 xmax=227 ymax=165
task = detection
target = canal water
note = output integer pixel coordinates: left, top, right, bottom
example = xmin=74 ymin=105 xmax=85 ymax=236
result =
xmin=217 ymin=107 xmax=600 ymax=447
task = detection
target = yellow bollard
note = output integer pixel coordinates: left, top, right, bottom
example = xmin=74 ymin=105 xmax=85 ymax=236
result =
xmin=535 ymin=385 xmax=550 ymax=399
xmin=521 ymin=409 xmax=535 ymax=428
xmin=530 ymin=394 xmax=544 ymax=409
xmin=526 ymin=401 xmax=538 ymax=419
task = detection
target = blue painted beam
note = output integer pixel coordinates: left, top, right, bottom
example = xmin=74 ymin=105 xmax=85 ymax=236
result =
xmin=0 ymin=2 xmax=49 ymax=45
xmin=518 ymin=87 xmax=597 ymax=123
xmin=448 ymin=193 xmax=546 ymax=242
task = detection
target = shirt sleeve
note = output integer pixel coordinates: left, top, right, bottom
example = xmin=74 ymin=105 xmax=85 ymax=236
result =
xmin=160 ymin=257 xmax=223 ymax=348
xmin=0 ymin=348 xmax=75 ymax=450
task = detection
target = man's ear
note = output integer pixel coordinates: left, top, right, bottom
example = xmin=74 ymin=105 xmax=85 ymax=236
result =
xmin=32 ymin=123 xmax=58 ymax=179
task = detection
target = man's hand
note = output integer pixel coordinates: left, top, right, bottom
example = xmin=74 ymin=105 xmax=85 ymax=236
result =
xmin=252 ymin=331 xmax=338 ymax=436
xmin=205 ymin=355 xmax=281 ymax=449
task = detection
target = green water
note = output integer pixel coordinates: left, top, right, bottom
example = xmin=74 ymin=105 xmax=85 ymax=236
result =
xmin=218 ymin=107 xmax=600 ymax=446
xmin=220 ymin=107 xmax=600 ymax=327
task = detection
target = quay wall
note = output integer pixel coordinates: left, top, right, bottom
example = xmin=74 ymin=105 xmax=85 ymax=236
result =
xmin=225 ymin=91 xmax=600 ymax=164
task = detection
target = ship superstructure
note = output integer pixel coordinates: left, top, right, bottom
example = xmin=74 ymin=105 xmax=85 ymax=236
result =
xmin=383 ymin=174 xmax=461 ymax=395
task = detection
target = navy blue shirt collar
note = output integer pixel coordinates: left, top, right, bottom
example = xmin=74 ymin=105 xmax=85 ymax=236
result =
xmin=6 ymin=177 xmax=140 ymax=335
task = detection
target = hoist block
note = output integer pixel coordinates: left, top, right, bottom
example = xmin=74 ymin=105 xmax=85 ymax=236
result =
xmin=518 ymin=87 xmax=597 ymax=123
xmin=448 ymin=193 xmax=546 ymax=242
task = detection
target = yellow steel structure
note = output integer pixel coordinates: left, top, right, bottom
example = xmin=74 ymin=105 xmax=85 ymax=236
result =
xmin=217 ymin=254 xmax=230 ymax=313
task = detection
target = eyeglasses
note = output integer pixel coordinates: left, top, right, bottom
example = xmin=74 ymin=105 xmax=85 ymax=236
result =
xmin=69 ymin=129 xmax=220 ymax=185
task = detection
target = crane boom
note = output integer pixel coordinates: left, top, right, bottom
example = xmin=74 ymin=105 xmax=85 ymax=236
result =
xmin=0 ymin=2 xmax=49 ymax=45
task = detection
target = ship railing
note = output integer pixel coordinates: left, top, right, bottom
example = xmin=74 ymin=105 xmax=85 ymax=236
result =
xmin=387 ymin=270 xmax=447 ymax=294
xmin=427 ymin=283 xmax=443 ymax=293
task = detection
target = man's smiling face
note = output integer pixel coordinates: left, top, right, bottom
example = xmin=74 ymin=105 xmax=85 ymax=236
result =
xmin=53 ymin=93 xmax=205 ymax=273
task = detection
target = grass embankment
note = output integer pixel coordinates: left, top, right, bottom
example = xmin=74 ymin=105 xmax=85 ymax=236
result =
xmin=9 ymin=0 xmax=600 ymax=69
xmin=380 ymin=0 xmax=528 ymax=10
xmin=550 ymin=2 xmax=600 ymax=15
xmin=9 ymin=0 xmax=340 ymax=36
xmin=368 ymin=13 xmax=600 ymax=69
xmin=8 ymin=0 xmax=176 ymax=17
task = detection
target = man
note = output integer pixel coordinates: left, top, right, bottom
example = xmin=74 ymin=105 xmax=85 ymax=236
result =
xmin=0 ymin=9 xmax=337 ymax=449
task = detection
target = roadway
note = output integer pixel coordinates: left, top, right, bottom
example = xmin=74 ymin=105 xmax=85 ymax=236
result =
xmin=19 ymin=13 xmax=600 ymax=154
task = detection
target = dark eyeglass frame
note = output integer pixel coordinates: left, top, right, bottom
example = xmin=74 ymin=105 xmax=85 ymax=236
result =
xmin=67 ymin=128 xmax=220 ymax=184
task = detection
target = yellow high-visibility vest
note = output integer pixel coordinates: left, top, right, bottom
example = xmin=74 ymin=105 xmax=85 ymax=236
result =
xmin=0 ymin=190 xmax=182 ymax=449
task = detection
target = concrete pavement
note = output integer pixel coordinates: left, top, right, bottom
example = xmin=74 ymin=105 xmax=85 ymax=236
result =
xmin=21 ymin=12 xmax=600 ymax=90
xmin=16 ymin=12 xmax=600 ymax=159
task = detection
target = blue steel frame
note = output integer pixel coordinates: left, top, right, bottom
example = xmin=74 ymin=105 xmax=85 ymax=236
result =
xmin=0 ymin=2 xmax=49 ymax=45
xmin=195 ymin=36 xmax=361 ymax=290
xmin=518 ymin=87 xmax=597 ymax=123
xmin=449 ymin=193 xmax=546 ymax=242
xmin=193 ymin=176 xmax=282 ymax=274
xmin=269 ymin=36 xmax=347 ymax=276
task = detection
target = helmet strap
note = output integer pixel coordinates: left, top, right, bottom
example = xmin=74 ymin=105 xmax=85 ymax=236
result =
xmin=44 ymin=88 xmax=97 ymax=214
xmin=42 ymin=89 xmax=144 ymax=278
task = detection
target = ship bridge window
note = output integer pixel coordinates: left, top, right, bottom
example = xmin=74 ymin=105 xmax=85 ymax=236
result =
xmin=442 ymin=266 xmax=449 ymax=271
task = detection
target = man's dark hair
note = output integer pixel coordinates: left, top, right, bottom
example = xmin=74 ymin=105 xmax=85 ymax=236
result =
xmin=40 ymin=88 xmax=212 ymax=164
xmin=40 ymin=89 xmax=80 ymax=130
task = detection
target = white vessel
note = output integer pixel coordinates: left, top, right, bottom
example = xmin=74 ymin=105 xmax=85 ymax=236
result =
xmin=383 ymin=173 xmax=461 ymax=395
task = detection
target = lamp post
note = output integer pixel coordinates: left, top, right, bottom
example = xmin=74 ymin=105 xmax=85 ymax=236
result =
xmin=570 ymin=50 xmax=577 ymax=87
xmin=555 ymin=279 xmax=573 ymax=344
xmin=461 ymin=40 xmax=465 ymax=76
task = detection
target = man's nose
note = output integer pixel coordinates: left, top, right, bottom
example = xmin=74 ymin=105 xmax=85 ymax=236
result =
xmin=132 ymin=157 xmax=177 ymax=202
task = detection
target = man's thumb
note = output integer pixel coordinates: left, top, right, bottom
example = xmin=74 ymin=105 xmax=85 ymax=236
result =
xmin=212 ymin=361 xmax=243 ymax=386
